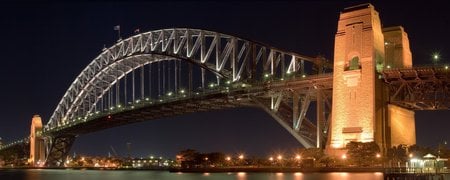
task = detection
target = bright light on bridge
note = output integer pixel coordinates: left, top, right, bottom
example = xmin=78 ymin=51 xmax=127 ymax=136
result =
xmin=432 ymin=52 xmax=440 ymax=64
xmin=433 ymin=53 xmax=440 ymax=60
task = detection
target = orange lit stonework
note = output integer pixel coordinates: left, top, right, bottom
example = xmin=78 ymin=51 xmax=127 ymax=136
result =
xmin=328 ymin=4 xmax=415 ymax=156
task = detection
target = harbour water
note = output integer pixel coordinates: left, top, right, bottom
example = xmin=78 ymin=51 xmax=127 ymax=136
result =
xmin=0 ymin=169 xmax=387 ymax=180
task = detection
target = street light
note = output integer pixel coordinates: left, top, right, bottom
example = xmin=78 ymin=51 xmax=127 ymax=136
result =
xmin=238 ymin=154 xmax=244 ymax=160
xmin=432 ymin=52 xmax=440 ymax=64
xmin=295 ymin=155 xmax=301 ymax=160
xmin=433 ymin=53 xmax=439 ymax=60
xmin=277 ymin=155 xmax=283 ymax=160
xmin=438 ymin=140 xmax=447 ymax=158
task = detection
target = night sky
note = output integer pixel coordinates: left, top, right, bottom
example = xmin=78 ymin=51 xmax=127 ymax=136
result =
xmin=0 ymin=1 xmax=449 ymax=159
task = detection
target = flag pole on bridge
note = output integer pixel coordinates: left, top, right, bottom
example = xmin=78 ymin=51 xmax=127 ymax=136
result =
xmin=114 ymin=25 xmax=121 ymax=41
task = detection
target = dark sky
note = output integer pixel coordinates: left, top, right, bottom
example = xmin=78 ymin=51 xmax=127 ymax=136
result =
xmin=0 ymin=1 xmax=449 ymax=159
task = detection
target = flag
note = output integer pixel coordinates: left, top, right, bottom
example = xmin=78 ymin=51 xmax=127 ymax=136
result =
xmin=114 ymin=25 xmax=120 ymax=31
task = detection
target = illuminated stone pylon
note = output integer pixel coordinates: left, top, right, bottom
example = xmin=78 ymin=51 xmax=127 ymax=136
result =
xmin=327 ymin=3 xmax=416 ymax=155
xmin=29 ymin=115 xmax=45 ymax=166
xmin=383 ymin=26 xmax=416 ymax=148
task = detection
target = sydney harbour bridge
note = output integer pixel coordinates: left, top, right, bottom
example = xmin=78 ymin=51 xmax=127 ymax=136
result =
xmin=1 ymin=3 xmax=449 ymax=167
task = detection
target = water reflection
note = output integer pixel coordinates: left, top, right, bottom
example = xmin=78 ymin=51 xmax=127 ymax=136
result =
xmin=293 ymin=172 xmax=303 ymax=180
xmin=236 ymin=172 xmax=247 ymax=180
xmin=276 ymin=172 xmax=284 ymax=180
xmin=0 ymin=169 xmax=395 ymax=180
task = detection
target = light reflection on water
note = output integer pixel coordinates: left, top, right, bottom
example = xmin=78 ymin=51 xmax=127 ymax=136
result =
xmin=0 ymin=169 xmax=390 ymax=180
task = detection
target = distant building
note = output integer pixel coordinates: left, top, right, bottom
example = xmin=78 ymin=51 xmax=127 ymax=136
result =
xmin=123 ymin=157 xmax=176 ymax=168
xmin=409 ymin=154 xmax=448 ymax=173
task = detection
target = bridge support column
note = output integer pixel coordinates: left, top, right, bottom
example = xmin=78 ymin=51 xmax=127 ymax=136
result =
xmin=29 ymin=115 xmax=45 ymax=167
xmin=316 ymin=89 xmax=324 ymax=148
xmin=328 ymin=4 xmax=385 ymax=156
xmin=387 ymin=104 xmax=415 ymax=147
xmin=327 ymin=3 xmax=416 ymax=157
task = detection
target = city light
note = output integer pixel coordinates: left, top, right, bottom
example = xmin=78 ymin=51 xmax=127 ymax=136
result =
xmin=295 ymin=155 xmax=301 ymax=160
xmin=225 ymin=156 xmax=231 ymax=161
xmin=433 ymin=53 xmax=439 ymax=60
xmin=376 ymin=153 xmax=381 ymax=158
xmin=277 ymin=155 xmax=283 ymax=160
xmin=432 ymin=52 xmax=440 ymax=64
xmin=238 ymin=154 xmax=244 ymax=160
xmin=269 ymin=157 xmax=274 ymax=161
xmin=341 ymin=154 xmax=347 ymax=159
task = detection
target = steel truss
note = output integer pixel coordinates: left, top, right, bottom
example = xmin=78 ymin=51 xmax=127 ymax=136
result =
xmin=44 ymin=135 xmax=75 ymax=167
xmin=254 ymin=74 xmax=333 ymax=148
xmin=47 ymin=28 xmax=330 ymax=130
xmin=3 ymin=28 xmax=336 ymax=166
xmin=383 ymin=66 xmax=450 ymax=110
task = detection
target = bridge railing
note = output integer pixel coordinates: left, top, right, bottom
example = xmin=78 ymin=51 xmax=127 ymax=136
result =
xmin=0 ymin=137 xmax=29 ymax=151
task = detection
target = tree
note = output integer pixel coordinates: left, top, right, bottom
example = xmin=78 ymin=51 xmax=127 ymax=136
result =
xmin=176 ymin=149 xmax=201 ymax=168
xmin=346 ymin=141 xmax=380 ymax=166
xmin=205 ymin=152 xmax=225 ymax=167
xmin=319 ymin=156 xmax=335 ymax=167
xmin=299 ymin=148 xmax=324 ymax=160
xmin=386 ymin=144 xmax=407 ymax=167
xmin=408 ymin=144 xmax=433 ymax=158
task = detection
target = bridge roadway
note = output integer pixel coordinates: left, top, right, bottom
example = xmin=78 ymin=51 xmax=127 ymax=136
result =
xmin=383 ymin=65 xmax=450 ymax=110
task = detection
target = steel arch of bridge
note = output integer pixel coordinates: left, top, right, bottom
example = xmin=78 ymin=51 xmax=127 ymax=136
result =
xmin=47 ymin=28 xmax=330 ymax=130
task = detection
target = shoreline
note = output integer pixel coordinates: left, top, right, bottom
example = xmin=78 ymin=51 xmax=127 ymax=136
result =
xmin=1 ymin=166 xmax=449 ymax=176
xmin=168 ymin=167 xmax=386 ymax=173
xmin=1 ymin=166 xmax=385 ymax=173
